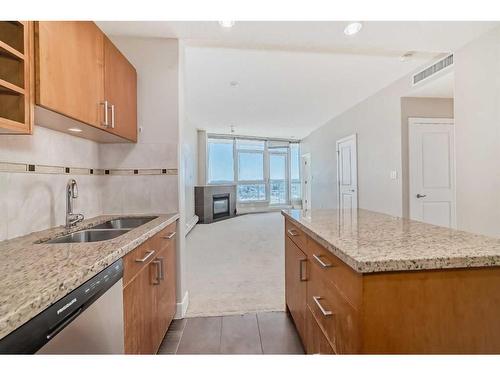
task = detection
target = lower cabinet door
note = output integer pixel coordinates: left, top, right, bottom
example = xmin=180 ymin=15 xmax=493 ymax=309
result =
xmin=285 ymin=236 xmax=307 ymax=341
xmin=306 ymin=306 xmax=335 ymax=354
xmin=152 ymin=241 xmax=177 ymax=351
xmin=123 ymin=262 xmax=156 ymax=354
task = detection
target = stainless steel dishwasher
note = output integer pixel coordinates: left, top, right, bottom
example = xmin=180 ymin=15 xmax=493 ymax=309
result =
xmin=0 ymin=259 xmax=124 ymax=354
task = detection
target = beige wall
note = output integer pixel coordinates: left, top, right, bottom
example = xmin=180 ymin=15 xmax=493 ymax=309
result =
xmin=301 ymin=74 xmax=413 ymax=216
xmin=454 ymin=27 xmax=500 ymax=237
xmin=400 ymin=97 xmax=454 ymax=218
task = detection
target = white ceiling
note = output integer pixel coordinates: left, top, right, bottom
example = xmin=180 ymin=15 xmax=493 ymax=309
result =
xmin=97 ymin=21 xmax=498 ymax=138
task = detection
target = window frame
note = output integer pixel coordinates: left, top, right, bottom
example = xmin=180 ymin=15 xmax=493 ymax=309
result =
xmin=206 ymin=135 xmax=301 ymax=206
xmin=236 ymin=139 xmax=267 ymax=203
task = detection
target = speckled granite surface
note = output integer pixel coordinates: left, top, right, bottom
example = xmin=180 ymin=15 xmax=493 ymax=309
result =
xmin=282 ymin=208 xmax=500 ymax=274
xmin=0 ymin=213 xmax=179 ymax=340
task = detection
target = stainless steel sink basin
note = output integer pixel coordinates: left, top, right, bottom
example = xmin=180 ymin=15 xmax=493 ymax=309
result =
xmin=44 ymin=229 xmax=130 ymax=244
xmin=91 ymin=216 xmax=158 ymax=230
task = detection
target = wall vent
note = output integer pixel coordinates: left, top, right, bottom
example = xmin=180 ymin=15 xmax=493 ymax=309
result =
xmin=412 ymin=54 xmax=453 ymax=86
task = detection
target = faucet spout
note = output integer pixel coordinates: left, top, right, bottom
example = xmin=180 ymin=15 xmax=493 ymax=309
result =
xmin=66 ymin=179 xmax=84 ymax=228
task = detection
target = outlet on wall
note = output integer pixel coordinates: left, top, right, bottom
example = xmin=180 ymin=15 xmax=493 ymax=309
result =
xmin=390 ymin=170 xmax=398 ymax=180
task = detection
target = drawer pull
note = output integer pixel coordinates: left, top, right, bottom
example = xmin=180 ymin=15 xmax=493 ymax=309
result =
xmin=152 ymin=259 xmax=161 ymax=285
xmin=313 ymin=296 xmax=333 ymax=316
xmin=162 ymin=232 xmax=176 ymax=240
xmin=287 ymin=229 xmax=299 ymax=237
xmin=299 ymin=259 xmax=307 ymax=281
xmin=135 ymin=250 xmax=155 ymax=263
xmin=313 ymin=254 xmax=333 ymax=268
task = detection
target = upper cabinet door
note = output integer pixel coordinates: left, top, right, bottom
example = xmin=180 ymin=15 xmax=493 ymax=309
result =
xmin=35 ymin=21 xmax=104 ymax=127
xmin=104 ymin=36 xmax=137 ymax=142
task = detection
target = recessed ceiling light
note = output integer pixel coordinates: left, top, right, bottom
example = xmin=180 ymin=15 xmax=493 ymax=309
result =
xmin=229 ymin=81 xmax=239 ymax=87
xmin=344 ymin=22 xmax=363 ymax=36
xmin=219 ymin=21 xmax=235 ymax=28
xmin=68 ymin=128 xmax=82 ymax=133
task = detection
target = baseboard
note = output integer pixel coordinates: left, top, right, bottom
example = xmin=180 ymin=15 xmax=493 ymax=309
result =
xmin=174 ymin=290 xmax=189 ymax=319
xmin=185 ymin=215 xmax=198 ymax=236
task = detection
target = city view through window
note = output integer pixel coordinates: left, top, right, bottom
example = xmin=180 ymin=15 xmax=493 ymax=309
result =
xmin=207 ymin=137 xmax=301 ymax=204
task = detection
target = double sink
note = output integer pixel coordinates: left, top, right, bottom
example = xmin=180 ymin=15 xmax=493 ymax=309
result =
xmin=43 ymin=216 xmax=158 ymax=244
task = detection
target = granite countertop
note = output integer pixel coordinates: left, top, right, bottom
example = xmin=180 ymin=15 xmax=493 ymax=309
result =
xmin=282 ymin=208 xmax=500 ymax=274
xmin=0 ymin=213 xmax=179 ymax=340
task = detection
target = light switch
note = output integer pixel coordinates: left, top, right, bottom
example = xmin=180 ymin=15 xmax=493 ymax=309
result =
xmin=390 ymin=170 xmax=398 ymax=180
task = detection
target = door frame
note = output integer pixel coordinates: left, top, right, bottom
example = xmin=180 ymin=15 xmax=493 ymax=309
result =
xmin=408 ymin=117 xmax=456 ymax=228
xmin=301 ymin=153 xmax=311 ymax=210
xmin=336 ymin=134 xmax=358 ymax=210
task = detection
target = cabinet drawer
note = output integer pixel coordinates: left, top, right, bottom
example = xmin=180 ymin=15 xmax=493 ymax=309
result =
xmin=285 ymin=219 xmax=307 ymax=251
xmin=123 ymin=236 xmax=158 ymax=287
xmin=307 ymin=238 xmax=362 ymax=309
xmin=157 ymin=222 xmax=177 ymax=252
xmin=308 ymin=259 xmax=360 ymax=354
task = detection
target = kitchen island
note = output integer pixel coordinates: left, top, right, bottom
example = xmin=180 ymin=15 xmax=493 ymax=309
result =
xmin=282 ymin=208 xmax=500 ymax=354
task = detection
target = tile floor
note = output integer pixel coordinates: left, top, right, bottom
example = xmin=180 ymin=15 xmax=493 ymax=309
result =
xmin=158 ymin=312 xmax=304 ymax=354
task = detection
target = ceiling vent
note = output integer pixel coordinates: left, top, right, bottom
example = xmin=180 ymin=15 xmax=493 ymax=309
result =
xmin=412 ymin=54 xmax=453 ymax=86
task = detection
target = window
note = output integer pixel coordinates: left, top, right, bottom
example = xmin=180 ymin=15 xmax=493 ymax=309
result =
xmin=236 ymin=139 xmax=266 ymax=201
xmin=207 ymin=136 xmax=301 ymax=205
xmin=207 ymin=138 xmax=234 ymax=184
xmin=269 ymin=150 xmax=287 ymax=204
xmin=290 ymin=143 xmax=301 ymax=201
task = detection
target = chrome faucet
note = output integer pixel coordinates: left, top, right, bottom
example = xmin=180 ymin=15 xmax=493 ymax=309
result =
xmin=66 ymin=179 xmax=84 ymax=228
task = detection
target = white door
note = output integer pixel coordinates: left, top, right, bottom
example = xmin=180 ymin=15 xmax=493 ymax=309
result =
xmin=301 ymin=153 xmax=311 ymax=210
xmin=409 ymin=118 xmax=456 ymax=228
xmin=336 ymin=134 xmax=358 ymax=210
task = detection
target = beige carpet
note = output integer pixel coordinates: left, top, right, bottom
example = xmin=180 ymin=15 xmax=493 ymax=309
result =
xmin=185 ymin=212 xmax=285 ymax=317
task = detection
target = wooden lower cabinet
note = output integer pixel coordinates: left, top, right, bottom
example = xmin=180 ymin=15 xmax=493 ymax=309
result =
xmin=284 ymin=217 xmax=500 ymax=354
xmin=123 ymin=221 xmax=177 ymax=354
xmin=123 ymin=260 xmax=156 ymax=354
xmin=152 ymin=230 xmax=177 ymax=348
xmin=285 ymin=235 xmax=307 ymax=342
xmin=305 ymin=306 xmax=335 ymax=354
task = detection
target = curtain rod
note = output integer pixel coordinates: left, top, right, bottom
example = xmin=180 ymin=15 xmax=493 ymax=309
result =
xmin=207 ymin=133 xmax=300 ymax=143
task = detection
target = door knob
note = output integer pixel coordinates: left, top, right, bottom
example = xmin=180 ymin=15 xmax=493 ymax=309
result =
xmin=416 ymin=194 xmax=427 ymax=198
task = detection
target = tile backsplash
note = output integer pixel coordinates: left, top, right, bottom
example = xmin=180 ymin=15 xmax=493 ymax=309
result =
xmin=0 ymin=126 xmax=178 ymax=241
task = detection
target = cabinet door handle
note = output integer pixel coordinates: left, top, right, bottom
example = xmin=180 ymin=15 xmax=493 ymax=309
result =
xmin=313 ymin=254 xmax=333 ymax=268
xmin=162 ymin=232 xmax=176 ymax=240
xmin=152 ymin=259 xmax=161 ymax=285
xmin=313 ymin=296 xmax=333 ymax=316
xmin=299 ymin=259 xmax=307 ymax=281
xmin=287 ymin=229 xmax=299 ymax=237
xmin=101 ymin=100 xmax=109 ymax=127
xmin=135 ymin=250 xmax=155 ymax=263
xmin=110 ymin=103 xmax=115 ymax=129
xmin=157 ymin=256 xmax=165 ymax=280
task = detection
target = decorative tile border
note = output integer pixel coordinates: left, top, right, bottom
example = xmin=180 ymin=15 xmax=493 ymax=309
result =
xmin=0 ymin=161 xmax=178 ymax=176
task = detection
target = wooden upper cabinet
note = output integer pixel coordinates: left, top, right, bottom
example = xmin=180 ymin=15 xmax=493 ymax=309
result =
xmin=34 ymin=21 xmax=137 ymax=143
xmin=104 ymin=36 xmax=137 ymax=142
xmin=35 ymin=21 xmax=104 ymax=128
xmin=0 ymin=21 xmax=34 ymax=134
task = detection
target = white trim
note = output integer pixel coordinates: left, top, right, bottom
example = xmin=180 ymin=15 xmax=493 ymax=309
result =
xmin=301 ymin=153 xmax=311 ymax=210
xmin=408 ymin=117 xmax=454 ymax=125
xmin=174 ymin=290 xmax=189 ymax=319
xmin=185 ymin=215 xmax=198 ymax=236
